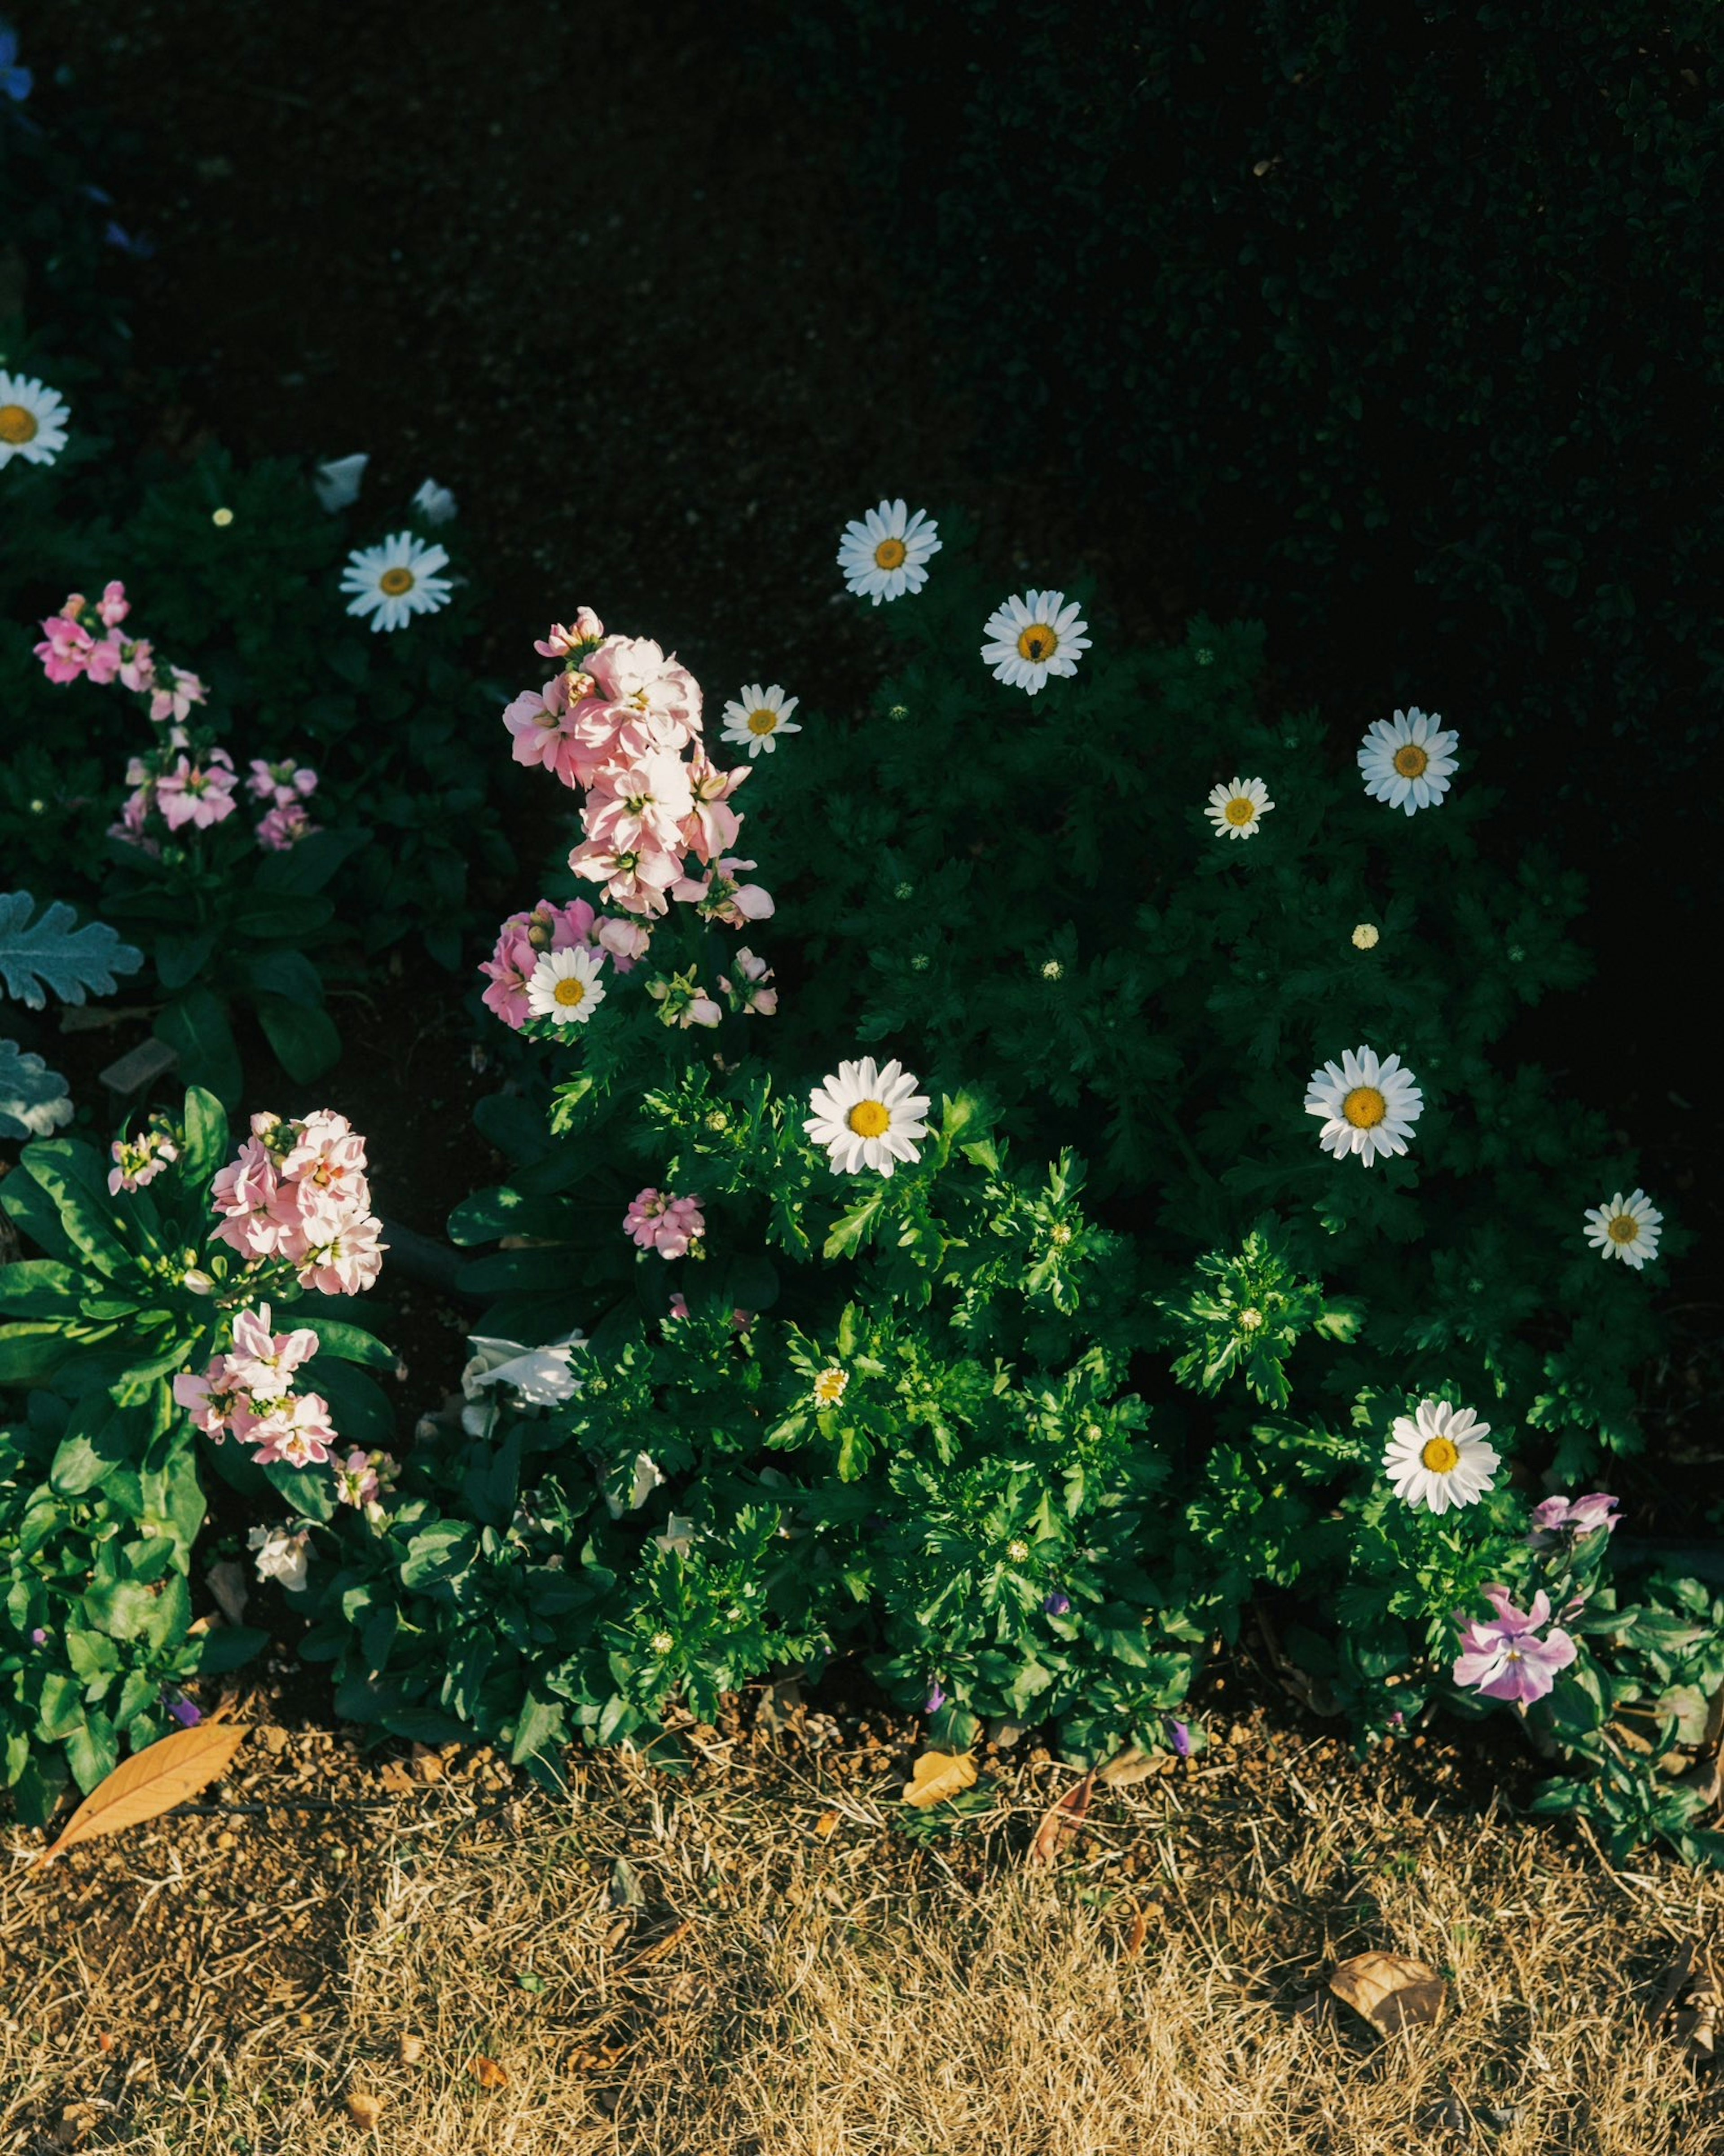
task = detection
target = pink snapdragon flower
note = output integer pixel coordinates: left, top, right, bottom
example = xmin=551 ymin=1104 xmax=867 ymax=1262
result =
xmin=257 ymin=800 xmax=318 ymax=851
xmin=108 ymin=1126 xmax=179 ymax=1194
xmin=717 ymin=947 xmax=777 ymax=1016
xmin=155 ymin=747 xmax=238 ymax=830
xmin=34 ymin=610 xmax=120 ymax=684
xmin=210 ymin=1137 xmax=291 ymax=1258
xmin=224 ymin=1302 xmax=321 ymax=1397
xmin=502 ymin=678 xmax=598 ymax=786
xmin=624 ymin=1188 xmax=706 ymax=1259
xmin=1527 ymin=1493 xmax=1620 ymax=1548
xmin=1452 ymin=1586 xmax=1579 ymax=1706
xmin=535 ymin=607 xmax=605 ymax=657
xmin=248 ymin=756 xmax=320 ymax=808
xmin=333 ymin=1449 xmax=381 ymax=1508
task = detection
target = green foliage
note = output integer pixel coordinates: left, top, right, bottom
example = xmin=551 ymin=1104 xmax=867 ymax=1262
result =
xmin=0 ymin=891 xmax=141 ymax=1009
xmin=756 ymin=2 xmax=1724 ymax=830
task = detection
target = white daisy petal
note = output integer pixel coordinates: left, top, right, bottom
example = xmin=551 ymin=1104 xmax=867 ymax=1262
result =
xmin=1383 ymin=1398 xmax=1500 ymax=1513
xmin=1305 ymin=1042 xmax=1423 ymax=1166
xmin=838 ymin=498 xmax=943 ymax=605
xmin=980 ymin=587 xmax=1091 ymax=697
xmin=1582 ymin=1186 xmax=1662 ymax=1270
xmin=720 ymin=682 xmax=803 ymax=759
xmin=805 ymin=1054 xmax=931 ymax=1177
xmin=1358 ymin=705 xmax=1458 ymax=816
xmin=339 ymin=529 xmax=454 ymax=633
xmin=524 ymin=944 xmax=607 ymax=1027
xmin=1204 ymin=775 xmax=1275 ymax=841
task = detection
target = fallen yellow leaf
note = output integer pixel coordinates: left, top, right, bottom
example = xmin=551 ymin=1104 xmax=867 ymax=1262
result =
xmin=814 ymin=1810 xmax=840 ymax=1839
xmin=470 ymin=2054 xmax=509 ymax=2090
xmin=35 ymin=1724 xmax=248 ymax=1869
xmin=1328 ymin=1949 xmax=1447 ymax=2034
xmin=345 ymin=2091 xmax=384 ymax=2128
xmin=902 ymin=1749 xmax=977 ymax=1809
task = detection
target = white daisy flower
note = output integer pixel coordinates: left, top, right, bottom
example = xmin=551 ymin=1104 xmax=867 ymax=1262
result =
xmin=339 ymin=530 xmax=453 ymax=632
xmin=980 ymin=589 xmax=1091 ymax=695
xmin=1358 ymin=706 xmax=1459 ymax=816
xmin=1583 ymin=1187 xmax=1662 ymax=1270
xmin=1304 ymin=1044 xmax=1424 ymax=1166
xmin=1383 ymin=1398 xmax=1500 ymax=1515
xmin=805 ymin=1055 xmax=932 ymax=1177
xmin=410 ymin=476 xmax=458 ymax=525
xmin=720 ymin=683 xmax=802 ymax=758
xmin=0 ymin=371 xmax=71 ymax=469
xmin=1204 ymin=776 xmax=1274 ymax=840
xmin=525 ymin=944 xmax=607 ymax=1027
xmin=837 ymin=498 xmax=942 ymax=605
xmin=312 ymin=451 xmax=369 ymax=510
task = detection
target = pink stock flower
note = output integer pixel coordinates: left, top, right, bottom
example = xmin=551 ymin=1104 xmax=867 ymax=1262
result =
xmin=108 ymin=1127 xmax=179 ymax=1194
xmin=249 ymin=1391 xmax=339 ymax=1468
xmin=680 ymin=749 xmax=748 ymax=863
xmin=256 ymin=801 xmax=318 ymax=851
xmin=594 ymin=915 xmax=652 ymax=972
xmin=566 ymin=837 xmax=683 ymax=918
xmin=156 ymin=748 xmax=238 ymax=831
xmin=224 ymin=1302 xmax=321 ymax=1397
xmin=96 ymin=581 xmax=130 ymax=627
xmin=1452 ymin=1586 xmax=1579 ymax=1706
xmin=479 ymin=927 xmax=537 ymax=1030
xmin=247 ymin=756 xmax=319 ymax=807
xmin=624 ymin=1188 xmax=707 ymax=1259
xmin=149 ymin=667 xmax=207 ymax=724
xmin=584 ymin=635 xmax=702 ymax=751
xmin=118 ymin=640 xmax=157 ymax=694
xmin=717 ymin=946 xmax=778 ymax=1016
xmin=582 ymin=746 xmax=696 ymax=855
xmin=535 ymin=607 xmax=604 ymax=657
xmin=1527 ymin=1493 xmax=1621 ymax=1548
xmin=34 ymin=613 xmax=97 ymax=683
xmin=673 ymin=855 xmax=774 ymax=928
xmin=333 ymin=1449 xmax=382 ymax=1508
xmin=281 ymin=1109 xmax=371 ymax=1206
xmin=84 ymin=631 xmax=124 ymax=685
xmin=172 ymin=1355 xmax=251 ymax=1441
xmin=295 ymin=1210 xmax=386 ymax=1296
xmin=210 ymin=1137 xmax=289 ymax=1258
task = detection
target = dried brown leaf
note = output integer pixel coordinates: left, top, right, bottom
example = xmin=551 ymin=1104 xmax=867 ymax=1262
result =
xmin=1121 ymin=1905 xmax=1152 ymax=1962
xmin=902 ymin=1750 xmax=977 ymax=1809
xmin=396 ymin=2034 xmax=425 ymax=2065
xmin=470 ymin=2054 xmax=509 ymax=2090
xmin=1098 ymin=1745 xmax=1164 ymax=1788
xmin=205 ymin=1558 xmax=250 ymax=1627
xmin=35 ymin=1724 xmax=247 ymax=1869
xmin=1328 ymin=1949 xmax=1447 ymax=2034
xmin=344 ymin=2091 xmax=384 ymax=2127
xmin=1028 ymin=1772 xmax=1094 ymax=1867
xmin=814 ymin=1810 xmax=840 ymax=1839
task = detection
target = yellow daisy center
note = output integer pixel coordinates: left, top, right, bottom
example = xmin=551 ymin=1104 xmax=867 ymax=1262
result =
xmin=874 ymin=536 xmax=907 ymax=569
xmin=1016 ymin=623 xmax=1058 ymax=664
xmin=1393 ymin=742 xmax=1429 ymax=778
xmin=378 ymin=566 xmax=416 ymax=596
xmin=847 ymin=1099 xmax=891 ymax=1138
xmin=1342 ymin=1085 xmax=1387 ymax=1129
xmin=1224 ymin=795 xmax=1256 ymax=826
xmin=747 ymin=707 xmax=779 ymax=736
xmin=553 ymin=976 xmax=588 ymax=1009
xmin=1607 ymin=1213 xmax=1640 ymax=1245
xmin=1420 ymin=1435 xmax=1460 ymax=1473
xmin=0 ymin=403 xmax=40 ymax=444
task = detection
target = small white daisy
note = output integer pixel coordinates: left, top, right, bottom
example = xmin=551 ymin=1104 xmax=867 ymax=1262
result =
xmin=312 ymin=451 xmax=369 ymax=511
xmin=0 ymin=371 xmax=71 ymax=469
xmin=720 ymin=683 xmax=802 ymax=758
xmin=837 ymin=498 xmax=942 ymax=605
xmin=1358 ymin=705 xmax=1459 ymax=816
xmin=339 ymin=530 xmax=453 ymax=632
xmin=525 ymin=944 xmax=607 ymax=1027
xmin=410 ymin=476 xmax=458 ymax=525
xmin=1204 ymin=776 xmax=1274 ymax=840
xmin=805 ymin=1056 xmax=931 ymax=1177
xmin=1583 ymin=1187 xmax=1662 ymax=1270
xmin=980 ymin=589 xmax=1091 ymax=696
xmin=1304 ymin=1044 xmax=1423 ymax=1166
xmin=1383 ymin=1398 xmax=1500 ymax=1515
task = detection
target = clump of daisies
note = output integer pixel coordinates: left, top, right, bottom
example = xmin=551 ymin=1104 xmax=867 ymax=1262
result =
xmin=32 ymin=580 xmax=321 ymax=856
xmin=1358 ymin=706 xmax=1459 ymax=816
xmin=0 ymin=369 xmax=70 ymax=470
xmin=980 ymin=589 xmax=1091 ymax=695
xmin=837 ymin=498 xmax=942 ymax=604
xmin=482 ymin=609 xmax=778 ymax=1045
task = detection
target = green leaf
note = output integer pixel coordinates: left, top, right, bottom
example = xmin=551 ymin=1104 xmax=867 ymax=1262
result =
xmin=195 ymin=1625 xmax=270 ymax=1675
xmin=302 ymin=1316 xmax=396 ymax=1368
xmin=154 ymin=928 xmax=221 ymax=992
xmin=228 ymin=892 xmax=336 ymax=939
xmin=510 ymin=1692 xmax=567 ymax=1765
xmin=823 ymin=1188 xmax=888 ymax=1261
xmin=0 ymin=1038 xmax=72 ymax=1141
xmin=253 ymin=826 xmax=366 ymax=896
xmin=0 ymin=891 xmax=143 ymax=1009
xmin=400 ymin=1520 xmax=479 ymax=1590
xmin=252 ymin=993 xmax=341 ymax=1082
xmin=156 ymin=990 xmax=243 ymax=1107
xmin=0 ymin=1321 xmax=71 ymax=1385
xmin=66 ymin=1712 xmax=119 ymax=1793
xmin=21 ymin=1141 xmax=130 ymax=1277
xmin=241 ymin=948 xmax=327 ymax=1006
xmin=177 ymin=1087 xmax=230 ymax=1188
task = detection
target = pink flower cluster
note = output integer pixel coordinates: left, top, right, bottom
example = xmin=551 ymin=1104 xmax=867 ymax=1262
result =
xmin=499 ymin=608 xmax=772 ymax=926
xmin=173 ymin=1303 xmax=339 ymax=1468
xmin=109 ymin=1124 xmax=179 ymax=1195
xmin=1452 ymin=1585 xmax=1579 ymax=1706
xmin=333 ymin=1447 xmax=399 ymax=1512
xmin=1526 ymin=1492 xmax=1619 ymax=1548
xmin=34 ymin=581 xmax=321 ymax=856
xmin=717 ymin=947 xmax=778 ymax=1016
xmin=624 ymin=1187 xmax=706 ymax=1259
xmin=210 ymin=1110 xmax=386 ymax=1296
xmin=479 ymin=895 xmax=649 ymax=1033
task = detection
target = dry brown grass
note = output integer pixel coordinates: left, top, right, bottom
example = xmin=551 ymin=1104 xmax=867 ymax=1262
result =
xmin=4 ymin=1739 xmax=1723 ymax=2155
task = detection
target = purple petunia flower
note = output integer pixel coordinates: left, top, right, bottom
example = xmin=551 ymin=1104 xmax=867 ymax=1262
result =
xmin=1168 ymin=1718 xmax=1192 ymax=1759
xmin=167 ymin=1697 xmax=202 ymax=1728
xmin=924 ymin=1682 xmax=946 ymax=1715
xmin=1452 ymin=1585 xmax=1578 ymax=1706
xmin=1043 ymin=1589 xmax=1071 ymax=1617
xmin=29 ymin=1626 xmax=48 ymax=1646
xmin=1527 ymin=1492 xmax=1620 ymax=1549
